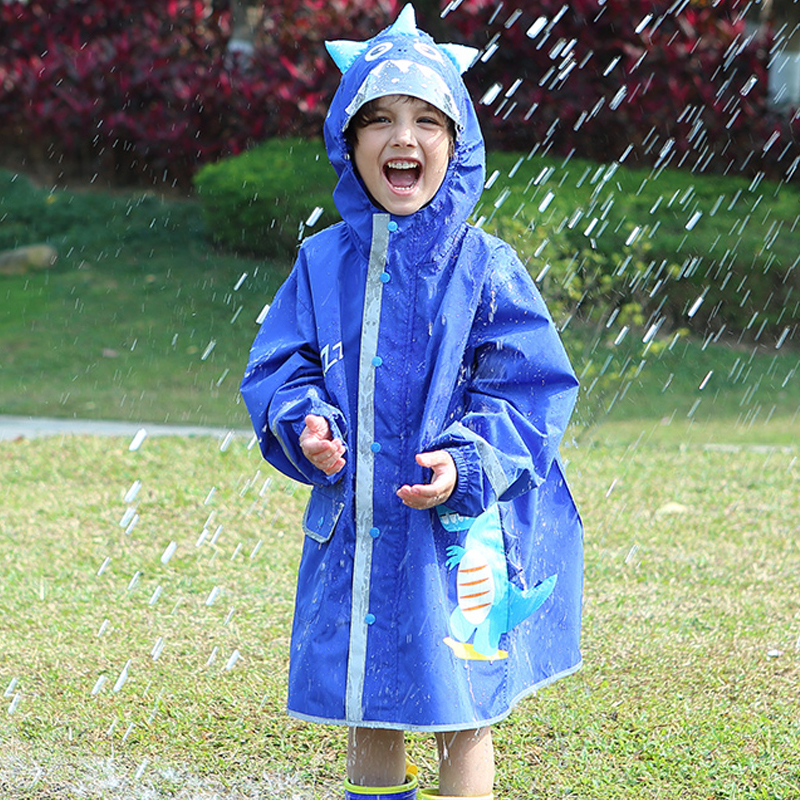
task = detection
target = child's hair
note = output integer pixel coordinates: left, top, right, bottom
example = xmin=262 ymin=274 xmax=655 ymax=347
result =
xmin=345 ymin=95 xmax=457 ymax=158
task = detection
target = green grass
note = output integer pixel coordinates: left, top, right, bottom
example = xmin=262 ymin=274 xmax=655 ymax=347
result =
xmin=1 ymin=434 xmax=798 ymax=798
xmin=1 ymin=158 xmax=800 ymax=797
xmin=0 ymin=170 xmax=289 ymax=427
xmin=1 ymin=165 xmax=799 ymax=447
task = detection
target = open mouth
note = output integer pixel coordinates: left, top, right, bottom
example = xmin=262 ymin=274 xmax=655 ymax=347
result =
xmin=384 ymin=160 xmax=421 ymax=191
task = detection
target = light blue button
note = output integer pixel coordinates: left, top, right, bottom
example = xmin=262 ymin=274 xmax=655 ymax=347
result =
xmin=387 ymin=220 xmax=398 ymax=232
xmin=380 ymin=272 xmax=391 ymax=283
xmin=369 ymin=527 xmax=380 ymax=539
xmin=365 ymin=613 xmax=376 ymax=625
xmin=371 ymin=442 xmax=381 ymax=453
xmin=371 ymin=356 xmax=383 ymax=367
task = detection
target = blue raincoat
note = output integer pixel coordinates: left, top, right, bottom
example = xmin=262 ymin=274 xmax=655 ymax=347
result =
xmin=241 ymin=8 xmax=583 ymax=732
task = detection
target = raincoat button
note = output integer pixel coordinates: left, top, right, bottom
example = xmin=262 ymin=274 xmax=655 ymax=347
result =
xmin=369 ymin=527 xmax=380 ymax=539
xmin=387 ymin=220 xmax=398 ymax=232
xmin=371 ymin=356 xmax=383 ymax=367
xmin=371 ymin=442 xmax=381 ymax=453
xmin=365 ymin=613 xmax=376 ymax=625
xmin=380 ymin=272 xmax=391 ymax=283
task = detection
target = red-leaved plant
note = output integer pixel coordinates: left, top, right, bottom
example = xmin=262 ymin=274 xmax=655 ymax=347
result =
xmin=0 ymin=0 xmax=797 ymax=187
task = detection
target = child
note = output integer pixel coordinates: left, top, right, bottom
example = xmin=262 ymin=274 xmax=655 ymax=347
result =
xmin=240 ymin=5 xmax=583 ymax=798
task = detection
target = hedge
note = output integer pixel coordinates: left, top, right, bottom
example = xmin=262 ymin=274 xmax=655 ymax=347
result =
xmin=1 ymin=0 xmax=798 ymax=188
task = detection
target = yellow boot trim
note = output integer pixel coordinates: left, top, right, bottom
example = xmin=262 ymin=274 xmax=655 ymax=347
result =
xmin=418 ymin=790 xmax=492 ymax=800
xmin=344 ymin=770 xmax=419 ymax=795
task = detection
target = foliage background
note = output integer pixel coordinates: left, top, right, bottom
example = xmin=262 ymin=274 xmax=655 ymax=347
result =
xmin=1 ymin=0 xmax=798 ymax=189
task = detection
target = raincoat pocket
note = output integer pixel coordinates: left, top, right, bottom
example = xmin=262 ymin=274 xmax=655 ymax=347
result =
xmin=302 ymin=484 xmax=345 ymax=543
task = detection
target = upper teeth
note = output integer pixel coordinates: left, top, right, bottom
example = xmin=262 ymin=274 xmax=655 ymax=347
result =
xmin=387 ymin=161 xmax=417 ymax=169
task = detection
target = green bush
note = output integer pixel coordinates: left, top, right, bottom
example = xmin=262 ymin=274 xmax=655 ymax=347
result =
xmin=0 ymin=169 xmax=203 ymax=264
xmin=193 ymin=137 xmax=338 ymax=259
xmin=195 ymin=139 xmax=800 ymax=346
xmin=477 ymin=150 xmax=800 ymax=343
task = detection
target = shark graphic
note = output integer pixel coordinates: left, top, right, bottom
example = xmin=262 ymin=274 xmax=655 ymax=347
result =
xmin=440 ymin=504 xmax=557 ymax=660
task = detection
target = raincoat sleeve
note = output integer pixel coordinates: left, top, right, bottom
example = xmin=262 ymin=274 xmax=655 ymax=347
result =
xmin=431 ymin=243 xmax=578 ymax=519
xmin=240 ymin=254 xmax=346 ymax=486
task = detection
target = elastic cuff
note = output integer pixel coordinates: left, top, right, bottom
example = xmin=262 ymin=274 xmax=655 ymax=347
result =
xmin=418 ymin=791 xmax=492 ymax=800
xmin=443 ymin=446 xmax=470 ymax=509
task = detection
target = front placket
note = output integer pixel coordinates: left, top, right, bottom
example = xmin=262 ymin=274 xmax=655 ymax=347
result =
xmin=345 ymin=213 xmax=393 ymax=722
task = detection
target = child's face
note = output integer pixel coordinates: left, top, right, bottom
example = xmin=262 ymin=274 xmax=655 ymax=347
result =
xmin=351 ymin=95 xmax=452 ymax=216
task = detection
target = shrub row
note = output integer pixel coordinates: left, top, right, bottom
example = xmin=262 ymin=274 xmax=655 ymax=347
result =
xmin=195 ymin=136 xmax=800 ymax=344
xmin=194 ymin=137 xmax=337 ymax=256
xmin=1 ymin=1 xmax=798 ymax=188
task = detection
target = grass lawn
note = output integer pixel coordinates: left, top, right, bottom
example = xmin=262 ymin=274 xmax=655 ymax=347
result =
xmin=0 ymin=431 xmax=798 ymax=799
xmin=1 ymin=161 xmax=799 ymax=797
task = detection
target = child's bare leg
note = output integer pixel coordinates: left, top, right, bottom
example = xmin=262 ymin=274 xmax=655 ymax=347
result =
xmin=434 ymin=727 xmax=494 ymax=796
xmin=347 ymin=727 xmax=407 ymax=787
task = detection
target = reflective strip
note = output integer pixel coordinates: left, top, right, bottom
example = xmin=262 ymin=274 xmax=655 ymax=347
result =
xmin=346 ymin=213 xmax=390 ymax=722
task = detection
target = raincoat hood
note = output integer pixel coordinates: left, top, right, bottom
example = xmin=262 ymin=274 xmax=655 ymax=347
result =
xmin=323 ymin=4 xmax=486 ymax=256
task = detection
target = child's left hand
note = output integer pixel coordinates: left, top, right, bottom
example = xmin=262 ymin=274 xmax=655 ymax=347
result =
xmin=396 ymin=451 xmax=456 ymax=510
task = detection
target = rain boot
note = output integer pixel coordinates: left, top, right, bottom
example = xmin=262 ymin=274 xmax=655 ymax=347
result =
xmin=417 ymin=790 xmax=492 ymax=800
xmin=344 ymin=763 xmax=418 ymax=799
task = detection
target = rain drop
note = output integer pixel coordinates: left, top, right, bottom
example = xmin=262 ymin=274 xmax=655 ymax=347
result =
xmin=123 ymin=480 xmax=142 ymax=504
xmin=685 ymin=210 xmax=702 ymax=230
xmin=7 ymin=693 xmax=21 ymax=715
xmin=687 ymin=294 xmax=705 ymax=318
xmin=538 ymin=191 xmax=555 ymax=212
xmin=225 ymin=649 xmax=242 ymax=671
xmin=113 ymin=660 xmax=131 ymax=693
xmin=129 ymin=429 xmax=147 ymax=451
xmin=480 ymin=80 xmax=502 ymax=104
xmin=151 ymin=637 xmax=166 ymax=660
xmin=305 ymin=206 xmax=324 ymax=226
xmin=160 ymin=541 xmax=177 ymax=565
xmin=255 ymin=303 xmax=270 ymax=324
xmin=205 ymin=586 xmax=222 ymax=606
xmin=635 ymin=14 xmax=652 ymax=34
xmin=200 ymin=340 xmax=216 ymax=361
xmin=526 ymin=16 xmax=548 ymax=40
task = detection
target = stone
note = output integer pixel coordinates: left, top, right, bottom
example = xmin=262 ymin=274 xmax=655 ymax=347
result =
xmin=0 ymin=244 xmax=58 ymax=276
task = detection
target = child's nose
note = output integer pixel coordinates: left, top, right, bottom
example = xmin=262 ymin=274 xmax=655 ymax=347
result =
xmin=392 ymin=122 xmax=416 ymax=146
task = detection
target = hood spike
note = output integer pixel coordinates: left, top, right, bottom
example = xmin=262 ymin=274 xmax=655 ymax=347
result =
xmin=387 ymin=3 xmax=418 ymax=36
xmin=325 ymin=39 xmax=369 ymax=74
xmin=439 ymin=43 xmax=480 ymax=75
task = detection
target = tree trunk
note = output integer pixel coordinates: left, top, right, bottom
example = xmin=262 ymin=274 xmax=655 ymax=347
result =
xmin=766 ymin=0 xmax=800 ymax=44
xmin=228 ymin=0 xmax=255 ymax=57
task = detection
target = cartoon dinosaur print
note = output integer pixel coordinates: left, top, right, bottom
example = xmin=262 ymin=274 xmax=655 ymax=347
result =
xmin=440 ymin=504 xmax=557 ymax=661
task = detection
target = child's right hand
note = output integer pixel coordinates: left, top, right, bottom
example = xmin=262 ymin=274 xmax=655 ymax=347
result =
xmin=299 ymin=414 xmax=346 ymax=475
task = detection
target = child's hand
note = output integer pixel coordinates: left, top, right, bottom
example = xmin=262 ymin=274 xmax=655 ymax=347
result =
xmin=300 ymin=414 xmax=346 ymax=475
xmin=396 ymin=451 xmax=456 ymax=510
